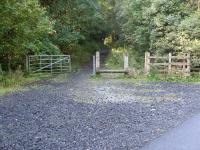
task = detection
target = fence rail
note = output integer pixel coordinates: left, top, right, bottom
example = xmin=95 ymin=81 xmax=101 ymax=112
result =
xmin=144 ymin=52 xmax=191 ymax=76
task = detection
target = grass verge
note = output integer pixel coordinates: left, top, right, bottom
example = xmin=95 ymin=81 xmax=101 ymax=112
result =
xmin=0 ymin=71 xmax=69 ymax=96
xmin=90 ymin=73 xmax=200 ymax=84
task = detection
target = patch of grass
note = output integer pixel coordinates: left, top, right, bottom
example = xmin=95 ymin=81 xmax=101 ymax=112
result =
xmin=146 ymin=73 xmax=200 ymax=83
xmin=90 ymin=74 xmax=102 ymax=79
xmin=51 ymin=74 xmax=69 ymax=83
xmin=0 ymin=70 xmax=52 ymax=96
xmin=90 ymin=71 xmax=200 ymax=84
xmin=0 ymin=71 xmax=71 ymax=96
xmin=90 ymin=73 xmax=133 ymax=80
xmin=0 ymin=87 xmax=29 ymax=96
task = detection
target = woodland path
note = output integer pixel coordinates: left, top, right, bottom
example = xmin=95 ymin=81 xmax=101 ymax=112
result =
xmin=1 ymin=66 xmax=200 ymax=150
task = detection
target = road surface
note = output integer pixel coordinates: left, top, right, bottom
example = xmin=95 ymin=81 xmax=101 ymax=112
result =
xmin=142 ymin=114 xmax=200 ymax=150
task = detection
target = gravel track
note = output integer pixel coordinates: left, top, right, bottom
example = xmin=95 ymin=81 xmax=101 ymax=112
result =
xmin=1 ymin=69 xmax=200 ymax=150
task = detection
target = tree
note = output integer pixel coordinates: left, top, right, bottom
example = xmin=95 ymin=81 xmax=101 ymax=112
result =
xmin=40 ymin=0 xmax=105 ymax=54
xmin=0 ymin=0 xmax=58 ymax=70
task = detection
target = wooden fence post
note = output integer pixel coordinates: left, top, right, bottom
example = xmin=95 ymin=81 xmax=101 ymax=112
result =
xmin=39 ymin=56 xmax=42 ymax=70
xmin=26 ymin=55 xmax=29 ymax=73
xmin=144 ymin=52 xmax=150 ymax=75
xmin=60 ymin=56 xmax=63 ymax=73
xmin=0 ymin=64 xmax=2 ymax=74
xmin=50 ymin=56 xmax=53 ymax=73
xmin=187 ymin=53 xmax=191 ymax=76
xmin=93 ymin=55 xmax=96 ymax=75
xmin=168 ymin=53 xmax=172 ymax=74
xmin=96 ymin=51 xmax=100 ymax=71
xmin=124 ymin=52 xmax=129 ymax=73
xmin=182 ymin=54 xmax=186 ymax=75
xmin=69 ymin=55 xmax=72 ymax=73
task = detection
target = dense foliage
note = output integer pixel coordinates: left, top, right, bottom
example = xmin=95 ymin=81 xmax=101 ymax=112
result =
xmin=40 ymin=0 xmax=105 ymax=53
xmin=0 ymin=0 xmax=106 ymax=70
xmin=1 ymin=0 xmax=200 ymax=70
xmin=0 ymin=0 xmax=58 ymax=70
xmin=114 ymin=0 xmax=200 ymax=55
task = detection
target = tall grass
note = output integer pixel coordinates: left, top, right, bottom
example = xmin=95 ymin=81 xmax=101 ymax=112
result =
xmin=0 ymin=69 xmax=51 ymax=95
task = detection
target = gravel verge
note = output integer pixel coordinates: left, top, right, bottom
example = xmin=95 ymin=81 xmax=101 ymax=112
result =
xmin=1 ymin=69 xmax=200 ymax=150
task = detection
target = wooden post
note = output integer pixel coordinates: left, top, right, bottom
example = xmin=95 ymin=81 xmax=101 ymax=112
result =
xmin=124 ymin=52 xmax=129 ymax=71
xmin=51 ymin=56 xmax=53 ymax=73
xmin=182 ymin=54 xmax=186 ymax=75
xmin=144 ymin=52 xmax=150 ymax=75
xmin=69 ymin=55 xmax=72 ymax=72
xmin=26 ymin=55 xmax=29 ymax=73
xmin=96 ymin=51 xmax=100 ymax=71
xmin=124 ymin=52 xmax=129 ymax=75
xmin=93 ymin=55 xmax=96 ymax=75
xmin=186 ymin=53 xmax=191 ymax=76
xmin=39 ymin=56 xmax=42 ymax=70
xmin=29 ymin=56 xmax=31 ymax=72
xmin=60 ymin=56 xmax=63 ymax=73
xmin=0 ymin=64 xmax=2 ymax=74
xmin=168 ymin=53 xmax=172 ymax=74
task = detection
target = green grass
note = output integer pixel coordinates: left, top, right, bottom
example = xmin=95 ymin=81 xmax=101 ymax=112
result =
xmin=51 ymin=74 xmax=69 ymax=83
xmin=146 ymin=73 xmax=200 ymax=83
xmin=104 ymin=46 xmax=200 ymax=83
xmin=0 ymin=72 xmax=50 ymax=96
xmin=0 ymin=71 xmax=70 ymax=96
xmin=0 ymin=87 xmax=29 ymax=96
xmin=90 ymin=72 xmax=200 ymax=84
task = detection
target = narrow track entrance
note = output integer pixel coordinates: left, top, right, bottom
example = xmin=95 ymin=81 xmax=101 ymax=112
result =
xmin=93 ymin=51 xmax=129 ymax=75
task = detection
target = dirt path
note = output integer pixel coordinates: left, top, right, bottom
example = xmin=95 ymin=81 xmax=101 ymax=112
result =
xmin=1 ymin=67 xmax=200 ymax=150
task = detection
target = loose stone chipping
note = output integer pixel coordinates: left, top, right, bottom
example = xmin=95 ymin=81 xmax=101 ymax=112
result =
xmin=1 ymin=69 xmax=200 ymax=150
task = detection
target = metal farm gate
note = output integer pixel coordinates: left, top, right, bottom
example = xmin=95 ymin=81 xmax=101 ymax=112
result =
xmin=27 ymin=55 xmax=71 ymax=74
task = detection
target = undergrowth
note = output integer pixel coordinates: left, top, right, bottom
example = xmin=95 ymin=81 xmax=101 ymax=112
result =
xmin=105 ymin=47 xmax=200 ymax=83
xmin=91 ymin=72 xmax=200 ymax=83
xmin=147 ymin=73 xmax=200 ymax=83
xmin=105 ymin=47 xmax=143 ymax=70
xmin=0 ymin=70 xmax=66 ymax=96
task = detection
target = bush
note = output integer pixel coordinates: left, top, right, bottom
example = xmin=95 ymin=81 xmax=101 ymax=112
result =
xmin=105 ymin=47 xmax=144 ymax=70
xmin=0 ymin=0 xmax=58 ymax=70
xmin=71 ymin=41 xmax=100 ymax=69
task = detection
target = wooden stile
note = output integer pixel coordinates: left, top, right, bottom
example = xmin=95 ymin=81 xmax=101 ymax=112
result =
xmin=94 ymin=51 xmax=129 ymax=75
